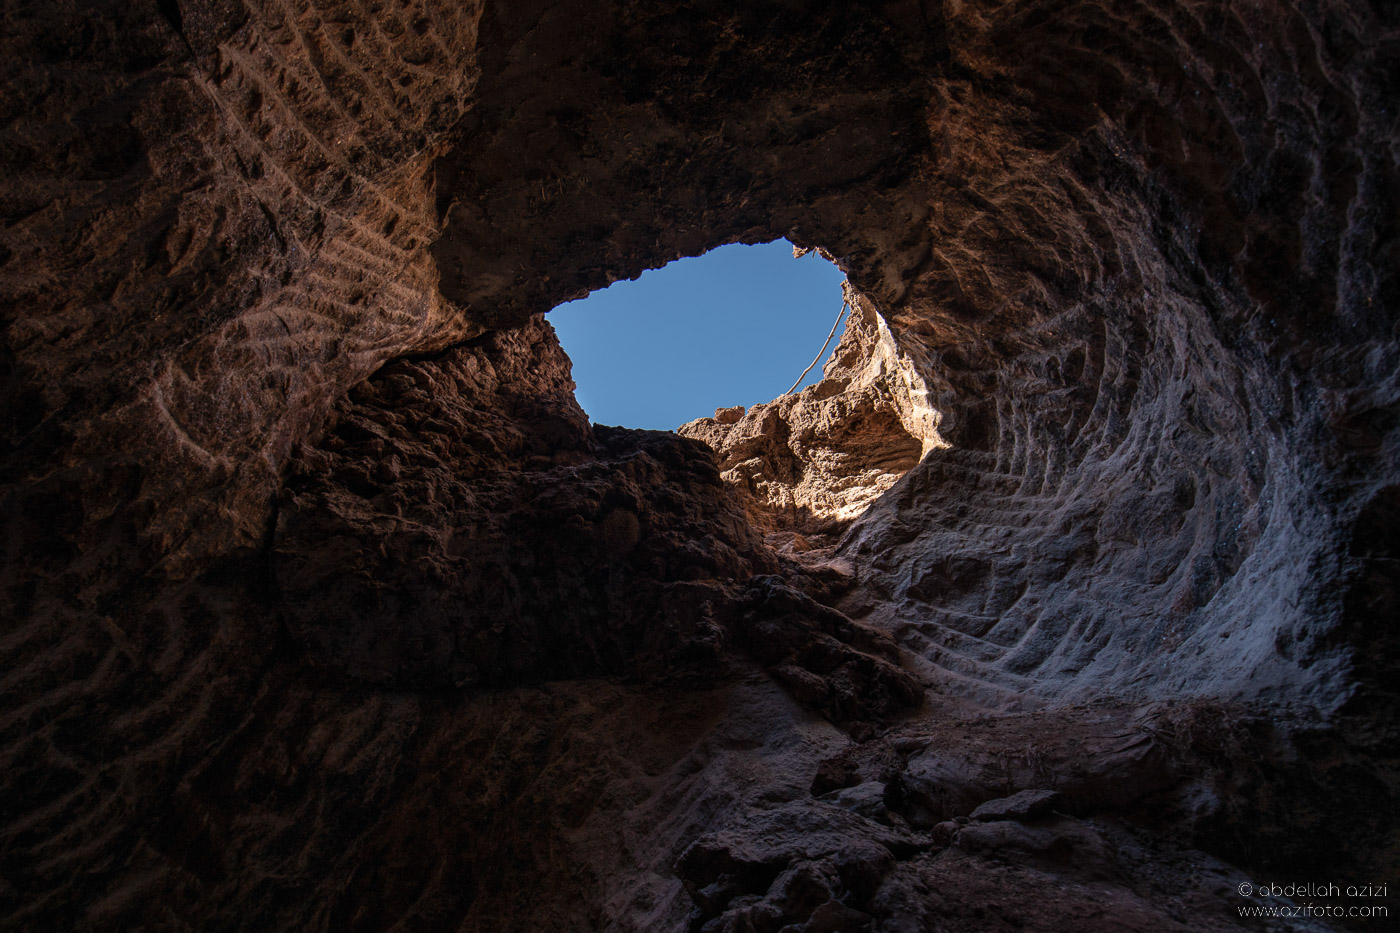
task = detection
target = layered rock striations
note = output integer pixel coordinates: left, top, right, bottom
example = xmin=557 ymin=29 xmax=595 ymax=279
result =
xmin=2 ymin=0 xmax=1398 ymax=930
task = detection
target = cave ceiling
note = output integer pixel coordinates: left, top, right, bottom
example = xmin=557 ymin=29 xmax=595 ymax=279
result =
xmin=1 ymin=0 xmax=1398 ymax=930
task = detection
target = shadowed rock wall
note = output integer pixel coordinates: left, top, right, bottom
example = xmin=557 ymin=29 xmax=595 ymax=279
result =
xmin=2 ymin=0 xmax=1397 ymax=930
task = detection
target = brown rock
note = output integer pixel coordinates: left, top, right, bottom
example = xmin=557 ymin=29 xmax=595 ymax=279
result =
xmin=2 ymin=0 xmax=1398 ymax=930
xmin=680 ymin=296 xmax=940 ymax=541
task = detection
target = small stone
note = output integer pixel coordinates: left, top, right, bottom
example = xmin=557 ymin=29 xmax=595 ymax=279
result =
xmin=819 ymin=781 xmax=888 ymax=821
xmin=969 ymin=789 xmax=1062 ymax=823
xmin=715 ymin=405 xmax=745 ymax=424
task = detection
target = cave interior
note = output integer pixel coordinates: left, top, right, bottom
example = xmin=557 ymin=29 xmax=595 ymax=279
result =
xmin=1 ymin=0 xmax=1398 ymax=930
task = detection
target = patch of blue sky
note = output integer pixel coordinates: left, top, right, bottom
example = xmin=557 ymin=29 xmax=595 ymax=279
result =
xmin=548 ymin=239 xmax=848 ymax=430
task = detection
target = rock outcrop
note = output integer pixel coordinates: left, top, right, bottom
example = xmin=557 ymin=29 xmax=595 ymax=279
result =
xmin=680 ymin=288 xmax=944 ymax=544
xmin=274 ymin=313 xmax=920 ymax=721
xmin=2 ymin=0 xmax=1398 ymax=930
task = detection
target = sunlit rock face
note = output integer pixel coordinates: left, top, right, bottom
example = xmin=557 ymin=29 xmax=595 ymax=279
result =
xmin=679 ymin=292 xmax=943 ymax=544
xmin=2 ymin=0 xmax=1397 ymax=930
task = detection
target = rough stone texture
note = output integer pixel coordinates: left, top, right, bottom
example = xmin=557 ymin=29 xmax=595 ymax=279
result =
xmin=680 ymin=290 xmax=944 ymax=542
xmin=968 ymin=788 xmax=1062 ymax=822
xmin=2 ymin=0 xmax=1399 ymax=930
xmin=273 ymin=313 xmax=920 ymax=720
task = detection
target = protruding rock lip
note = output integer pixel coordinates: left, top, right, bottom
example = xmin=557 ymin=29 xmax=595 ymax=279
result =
xmin=714 ymin=405 xmax=746 ymax=425
xmin=968 ymin=788 xmax=1063 ymax=822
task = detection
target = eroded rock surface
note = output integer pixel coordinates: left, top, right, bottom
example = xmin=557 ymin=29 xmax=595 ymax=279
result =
xmin=2 ymin=0 xmax=1398 ymax=930
xmin=680 ymin=291 xmax=944 ymax=543
xmin=274 ymin=314 xmax=920 ymax=723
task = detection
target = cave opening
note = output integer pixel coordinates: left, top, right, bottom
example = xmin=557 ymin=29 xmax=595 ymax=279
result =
xmin=546 ymin=239 xmax=849 ymax=431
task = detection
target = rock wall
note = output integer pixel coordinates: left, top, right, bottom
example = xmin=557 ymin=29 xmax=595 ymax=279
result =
xmin=679 ymin=290 xmax=943 ymax=544
xmin=2 ymin=0 xmax=1397 ymax=930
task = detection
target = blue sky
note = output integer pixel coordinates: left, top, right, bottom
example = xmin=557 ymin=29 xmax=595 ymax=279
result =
xmin=548 ymin=239 xmax=848 ymax=430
